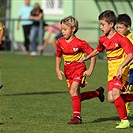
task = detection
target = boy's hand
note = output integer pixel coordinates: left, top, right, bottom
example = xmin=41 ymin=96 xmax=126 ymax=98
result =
xmin=80 ymin=57 xmax=87 ymax=62
xmin=117 ymin=66 xmax=122 ymax=79
xmin=56 ymin=70 xmax=64 ymax=80
xmin=83 ymin=68 xmax=93 ymax=77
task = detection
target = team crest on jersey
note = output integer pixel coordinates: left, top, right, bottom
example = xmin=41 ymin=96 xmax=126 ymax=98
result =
xmin=73 ymin=47 xmax=78 ymax=51
xmin=115 ymin=43 xmax=119 ymax=47
xmin=103 ymin=43 xmax=106 ymax=46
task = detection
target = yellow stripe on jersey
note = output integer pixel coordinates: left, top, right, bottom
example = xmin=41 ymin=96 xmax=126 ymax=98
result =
xmin=63 ymin=52 xmax=84 ymax=62
xmin=127 ymin=32 xmax=133 ymax=44
xmin=106 ymin=47 xmax=125 ymax=58
xmin=127 ymin=32 xmax=133 ymax=68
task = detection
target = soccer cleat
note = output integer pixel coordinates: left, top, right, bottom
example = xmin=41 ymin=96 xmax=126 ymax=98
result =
xmin=0 ymin=83 xmax=3 ymax=89
xmin=116 ymin=120 xmax=131 ymax=129
xmin=96 ymin=87 xmax=105 ymax=102
xmin=67 ymin=116 xmax=82 ymax=124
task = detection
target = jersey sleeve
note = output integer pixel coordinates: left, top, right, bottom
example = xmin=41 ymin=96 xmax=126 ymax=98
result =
xmin=96 ymin=37 xmax=105 ymax=52
xmin=80 ymin=40 xmax=94 ymax=55
xmin=119 ymin=36 xmax=133 ymax=54
xmin=56 ymin=40 xmax=62 ymax=58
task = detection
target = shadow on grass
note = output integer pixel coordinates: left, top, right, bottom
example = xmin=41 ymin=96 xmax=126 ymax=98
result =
xmin=84 ymin=115 xmax=133 ymax=124
xmin=91 ymin=116 xmax=119 ymax=123
xmin=82 ymin=116 xmax=119 ymax=124
xmin=0 ymin=91 xmax=68 ymax=97
xmin=0 ymin=122 xmax=5 ymax=125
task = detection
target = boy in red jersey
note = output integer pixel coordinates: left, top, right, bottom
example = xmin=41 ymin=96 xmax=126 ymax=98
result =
xmin=116 ymin=13 xmax=133 ymax=116
xmin=80 ymin=10 xmax=133 ymax=129
xmin=56 ymin=16 xmax=105 ymax=124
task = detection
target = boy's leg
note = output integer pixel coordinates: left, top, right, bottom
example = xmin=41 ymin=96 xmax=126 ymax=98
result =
xmin=113 ymin=88 xmax=131 ymax=128
xmin=114 ymin=96 xmax=131 ymax=128
xmin=81 ymin=87 xmax=105 ymax=102
xmin=121 ymin=93 xmax=133 ymax=102
xmin=68 ymin=82 xmax=82 ymax=124
xmin=123 ymin=90 xmax=131 ymax=116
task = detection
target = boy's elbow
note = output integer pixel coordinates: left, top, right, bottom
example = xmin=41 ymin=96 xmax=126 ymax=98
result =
xmin=130 ymin=53 xmax=133 ymax=59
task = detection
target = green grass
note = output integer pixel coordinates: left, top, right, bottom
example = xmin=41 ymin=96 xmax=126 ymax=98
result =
xmin=0 ymin=52 xmax=133 ymax=133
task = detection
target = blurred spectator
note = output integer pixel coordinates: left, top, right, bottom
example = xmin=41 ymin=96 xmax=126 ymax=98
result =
xmin=0 ymin=22 xmax=5 ymax=88
xmin=38 ymin=23 xmax=62 ymax=52
xmin=17 ymin=0 xmax=33 ymax=52
xmin=29 ymin=3 xmax=44 ymax=56
xmin=0 ymin=22 xmax=5 ymax=45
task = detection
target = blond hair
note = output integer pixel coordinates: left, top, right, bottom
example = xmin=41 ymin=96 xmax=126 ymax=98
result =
xmin=60 ymin=16 xmax=78 ymax=33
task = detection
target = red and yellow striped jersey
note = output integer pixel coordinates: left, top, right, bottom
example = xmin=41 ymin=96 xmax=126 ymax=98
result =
xmin=56 ymin=37 xmax=94 ymax=62
xmin=127 ymin=32 xmax=133 ymax=44
xmin=127 ymin=32 xmax=133 ymax=68
xmin=97 ymin=32 xmax=133 ymax=58
xmin=96 ymin=32 xmax=133 ymax=81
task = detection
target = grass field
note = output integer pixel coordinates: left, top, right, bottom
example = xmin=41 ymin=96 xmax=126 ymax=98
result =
xmin=0 ymin=52 xmax=133 ymax=133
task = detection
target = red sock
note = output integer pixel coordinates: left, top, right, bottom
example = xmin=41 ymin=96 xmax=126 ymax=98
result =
xmin=71 ymin=96 xmax=81 ymax=117
xmin=121 ymin=94 xmax=133 ymax=102
xmin=81 ymin=91 xmax=99 ymax=102
xmin=114 ymin=96 xmax=127 ymax=120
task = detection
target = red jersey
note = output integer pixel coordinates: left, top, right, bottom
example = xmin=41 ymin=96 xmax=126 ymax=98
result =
xmin=56 ymin=37 xmax=94 ymax=62
xmin=96 ymin=32 xmax=133 ymax=84
xmin=97 ymin=32 xmax=133 ymax=58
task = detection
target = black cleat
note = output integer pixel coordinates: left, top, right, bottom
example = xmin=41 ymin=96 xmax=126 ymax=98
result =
xmin=96 ymin=87 xmax=105 ymax=102
xmin=67 ymin=116 xmax=82 ymax=124
xmin=0 ymin=83 xmax=3 ymax=89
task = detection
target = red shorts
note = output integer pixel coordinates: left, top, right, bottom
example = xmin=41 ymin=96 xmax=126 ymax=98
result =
xmin=64 ymin=61 xmax=86 ymax=89
xmin=108 ymin=76 xmax=127 ymax=92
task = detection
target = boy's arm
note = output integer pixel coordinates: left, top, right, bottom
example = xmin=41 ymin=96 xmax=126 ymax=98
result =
xmin=0 ymin=28 xmax=4 ymax=45
xmin=0 ymin=23 xmax=5 ymax=45
xmin=130 ymin=59 xmax=133 ymax=65
xmin=117 ymin=53 xmax=133 ymax=78
xmin=56 ymin=57 xmax=64 ymax=80
xmin=84 ymin=55 xmax=96 ymax=77
xmin=80 ymin=49 xmax=100 ymax=62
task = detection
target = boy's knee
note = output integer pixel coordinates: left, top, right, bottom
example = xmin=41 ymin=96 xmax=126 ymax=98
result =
xmin=108 ymin=97 xmax=114 ymax=103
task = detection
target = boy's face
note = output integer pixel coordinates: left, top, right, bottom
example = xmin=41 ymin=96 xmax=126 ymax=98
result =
xmin=116 ymin=23 xmax=130 ymax=36
xmin=99 ymin=20 xmax=113 ymax=35
xmin=61 ymin=23 xmax=75 ymax=40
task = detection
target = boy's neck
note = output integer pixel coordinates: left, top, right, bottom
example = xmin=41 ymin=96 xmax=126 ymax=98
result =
xmin=65 ymin=35 xmax=75 ymax=43
xmin=106 ymin=29 xmax=116 ymax=39
xmin=126 ymin=31 xmax=131 ymax=37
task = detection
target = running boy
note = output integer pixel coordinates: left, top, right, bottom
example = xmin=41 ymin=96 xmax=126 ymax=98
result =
xmin=56 ymin=16 xmax=105 ymax=124
xmin=80 ymin=10 xmax=133 ymax=128
xmin=116 ymin=13 xmax=133 ymax=116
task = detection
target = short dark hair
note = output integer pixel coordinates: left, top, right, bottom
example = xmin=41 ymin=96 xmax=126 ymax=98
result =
xmin=116 ymin=14 xmax=131 ymax=27
xmin=98 ymin=10 xmax=116 ymax=26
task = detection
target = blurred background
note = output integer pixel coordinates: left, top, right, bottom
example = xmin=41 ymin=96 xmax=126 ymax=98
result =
xmin=0 ymin=0 xmax=133 ymax=58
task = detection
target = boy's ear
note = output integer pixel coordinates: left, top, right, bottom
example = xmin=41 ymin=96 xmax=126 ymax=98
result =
xmin=127 ymin=25 xmax=131 ymax=31
xmin=72 ymin=26 xmax=76 ymax=32
xmin=110 ymin=22 xmax=115 ymax=28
